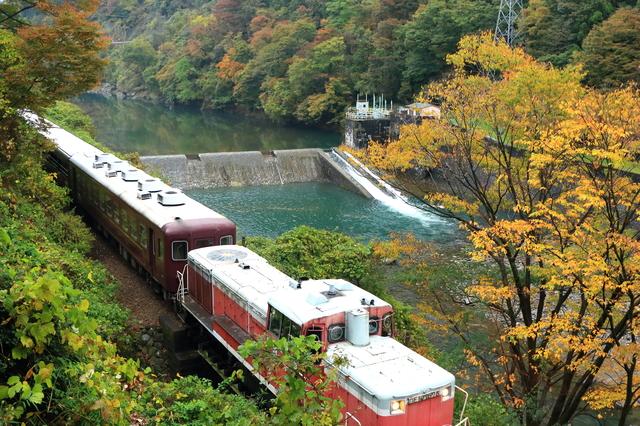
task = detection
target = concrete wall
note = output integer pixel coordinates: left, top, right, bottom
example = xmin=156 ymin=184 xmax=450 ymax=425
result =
xmin=141 ymin=148 xmax=372 ymax=198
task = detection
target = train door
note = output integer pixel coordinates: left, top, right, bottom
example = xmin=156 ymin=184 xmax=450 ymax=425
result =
xmin=148 ymin=228 xmax=155 ymax=278
xmin=154 ymin=234 xmax=164 ymax=285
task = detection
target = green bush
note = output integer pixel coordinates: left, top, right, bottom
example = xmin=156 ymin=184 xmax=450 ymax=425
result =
xmin=136 ymin=376 xmax=267 ymax=425
xmin=245 ymin=225 xmax=371 ymax=284
xmin=465 ymin=394 xmax=518 ymax=426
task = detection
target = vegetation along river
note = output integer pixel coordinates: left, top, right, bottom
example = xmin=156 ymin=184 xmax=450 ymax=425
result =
xmin=75 ymin=95 xmax=461 ymax=243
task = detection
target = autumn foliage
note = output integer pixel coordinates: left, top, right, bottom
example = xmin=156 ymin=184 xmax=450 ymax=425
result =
xmin=368 ymin=33 xmax=640 ymax=425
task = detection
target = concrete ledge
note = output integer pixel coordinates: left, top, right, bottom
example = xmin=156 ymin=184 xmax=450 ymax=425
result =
xmin=141 ymin=148 xmax=371 ymax=198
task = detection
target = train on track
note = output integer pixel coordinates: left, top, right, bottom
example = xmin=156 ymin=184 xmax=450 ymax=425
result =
xmin=31 ymin=113 xmax=236 ymax=297
xmin=34 ymin=114 xmax=465 ymax=426
xmin=179 ymin=245 xmax=459 ymax=426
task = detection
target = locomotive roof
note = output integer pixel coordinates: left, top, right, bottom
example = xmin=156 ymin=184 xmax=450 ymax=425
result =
xmin=188 ymin=246 xmax=299 ymax=324
xmin=326 ymin=336 xmax=455 ymax=401
xmin=268 ymin=279 xmax=391 ymax=325
xmin=35 ymin=114 xmax=228 ymax=229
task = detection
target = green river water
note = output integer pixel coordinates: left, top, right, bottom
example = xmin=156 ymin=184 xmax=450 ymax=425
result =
xmin=75 ymin=94 xmax=338 ymax=155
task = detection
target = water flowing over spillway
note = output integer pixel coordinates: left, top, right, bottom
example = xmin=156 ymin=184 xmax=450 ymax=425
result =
xmin=331 ymin=150 xmax=445 ymax=226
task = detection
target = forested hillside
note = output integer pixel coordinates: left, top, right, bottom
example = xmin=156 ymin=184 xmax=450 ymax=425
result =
xmin=98 ymin=0 xmax=639 ymax=126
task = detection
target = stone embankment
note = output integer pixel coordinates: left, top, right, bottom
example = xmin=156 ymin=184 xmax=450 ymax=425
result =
xmin=141 ymin=148 xmax=372 ymax=198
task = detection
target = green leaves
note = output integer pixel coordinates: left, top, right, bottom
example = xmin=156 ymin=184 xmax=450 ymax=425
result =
xmin=245 ymin=225 xmax=371 ymax=283
xmin=0 ymin=227 xmax=11 ymax=247
xmin=239 ymin=335 xmax=343 ymax=425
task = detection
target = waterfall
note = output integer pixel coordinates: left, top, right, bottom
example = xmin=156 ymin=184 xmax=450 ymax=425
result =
xmin=331 ymin=150 xmax=444 ymax=225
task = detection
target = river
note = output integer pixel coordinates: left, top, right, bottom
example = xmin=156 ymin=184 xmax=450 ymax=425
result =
xmin=74 ymin=94 xmax=459 ymax=243
xmin=75 ymin=93 xmax=339 ymax=155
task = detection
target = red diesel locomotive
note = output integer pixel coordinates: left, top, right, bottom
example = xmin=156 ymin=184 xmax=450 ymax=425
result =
xmin=179 ymin=245 xmax=461 ymax=426
xmin=34 ymin=114 xmax=236 ymax=295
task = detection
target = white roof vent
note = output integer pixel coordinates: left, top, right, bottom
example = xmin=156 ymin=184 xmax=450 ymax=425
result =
xmin=138 ymin=178 xmax=163 ymax=193
xmin=121 ymin=169 xmax=141 ymax=182
xmin=93 ymin=153 xmax=116 ymax=168
xmin=137 ymin=191 xmax=152 ymax=200
xmin=206 ymin=247 xmax=250 ymax=263
xmin=157 ymin=190 xmax=186 ymax=206
xmin=306 ymin=292 xmax=329 ymax=306
xmin=105 ymin=160 xmax=128 ymax=177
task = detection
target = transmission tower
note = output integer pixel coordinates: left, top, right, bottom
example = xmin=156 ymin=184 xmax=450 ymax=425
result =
xmin=494 ymin=0 xmax=524 ymax=46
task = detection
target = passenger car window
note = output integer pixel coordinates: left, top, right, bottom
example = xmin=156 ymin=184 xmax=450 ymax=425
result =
xmin=220 ymin=235 xmax=233 ymax=245
xmin=172 ymin=241 xmax=188 ymax=261
xmin=195 ymin=238 xmax=214 ymax=249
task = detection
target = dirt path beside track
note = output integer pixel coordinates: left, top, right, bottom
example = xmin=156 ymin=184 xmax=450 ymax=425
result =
xmin=91 ymin=235 xmax=175 ymax=328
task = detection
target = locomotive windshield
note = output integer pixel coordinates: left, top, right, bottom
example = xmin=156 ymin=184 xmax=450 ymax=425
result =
xmin=268 ymin=306 xmax=301 ymax=339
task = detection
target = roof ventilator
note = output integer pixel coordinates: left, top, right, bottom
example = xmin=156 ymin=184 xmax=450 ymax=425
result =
xmin=157 ymin=190 xmax=186 ymax=206
xmin=238 ymin=262 xmax=251 ymax=270
xmin=93 ymin=153 xmax=116 ymax=169
xmin=105 ymin=160 xmax=128 ymax=177
xmin=137 ymin=191 xmax=152 ymax=200
xmin=122 ymin=169 xmax=141 ymax=182
xmin=138 ymin=178 xmax=163 ymax=193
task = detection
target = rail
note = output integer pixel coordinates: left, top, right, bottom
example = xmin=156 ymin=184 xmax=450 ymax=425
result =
xmin=344 ymin=412 xmax=361 ymax=426
xmin=455 ymin=385 xmax=470 ymax=426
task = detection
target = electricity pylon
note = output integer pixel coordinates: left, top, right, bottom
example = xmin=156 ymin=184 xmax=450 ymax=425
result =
xmin=494 ymin=0 xmax=524 ymax=46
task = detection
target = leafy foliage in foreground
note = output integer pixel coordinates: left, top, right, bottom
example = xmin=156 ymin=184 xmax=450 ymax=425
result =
xmin=240 ymin=335 xmax=344 ymax=426
xmin=0 ymin=4 xmax=266 ymax=421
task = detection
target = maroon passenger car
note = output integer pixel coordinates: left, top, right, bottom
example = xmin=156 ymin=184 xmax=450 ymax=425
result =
xmin=38 ymin=114 xmax=236 ymax=295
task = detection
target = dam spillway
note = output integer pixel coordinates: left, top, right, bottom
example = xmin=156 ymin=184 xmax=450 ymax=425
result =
xmin=140 ymin=148 xmax=372 ymax=198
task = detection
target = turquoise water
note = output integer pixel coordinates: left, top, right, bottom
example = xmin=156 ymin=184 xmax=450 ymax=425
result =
xmin=74 ymin=94 xmax=340 ymax=155
xmin=187 ymin=183 xmax=460 ymax=243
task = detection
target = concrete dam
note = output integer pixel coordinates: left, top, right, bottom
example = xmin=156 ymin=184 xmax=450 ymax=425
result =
xmin=141 ymin=148 xmax=372 ymax=198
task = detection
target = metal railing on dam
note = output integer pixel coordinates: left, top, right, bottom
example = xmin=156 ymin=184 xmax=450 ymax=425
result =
xmin=140 ymin=148 xmax=372 ymax=198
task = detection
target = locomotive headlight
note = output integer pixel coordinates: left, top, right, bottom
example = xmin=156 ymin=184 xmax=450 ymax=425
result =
xmin=439 ymin=386 xmax=454 ymax=401
xmin=390 ymin=399 xmax=406 ymax=414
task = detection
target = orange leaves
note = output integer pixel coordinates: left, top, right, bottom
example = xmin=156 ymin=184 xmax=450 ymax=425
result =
xmin=216 ymin=49 xmax=245 ymax=81
xmin=10 ymin=0 xmax=107 ymax=108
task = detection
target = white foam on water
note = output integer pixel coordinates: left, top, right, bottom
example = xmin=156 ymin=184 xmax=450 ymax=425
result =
xmin=332 ymin=150 xmax=445 ymax=225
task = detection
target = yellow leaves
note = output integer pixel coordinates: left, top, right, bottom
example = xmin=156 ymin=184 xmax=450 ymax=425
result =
xmin=446 ymin=32 xmax=530 ymax=75
xmin=469 ymin=219 xmax=550 ymax=260
xmin=427 ymin=192 xmax=478 ymax=216
xmin=468 ymin=281 xmax=514 ymax=305
xmin=78 ymin=299 xmax=89 ymax=313
xmin=373 ymin=233 xmax=422 ymax=261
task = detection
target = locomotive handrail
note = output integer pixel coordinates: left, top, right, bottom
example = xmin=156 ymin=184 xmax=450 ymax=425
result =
xmin=343 ymin=411 xmax=362 ymax=426
xmin=456 ymin=385 xmax=469 ymax=426
xmin=176 ymin=264 xmax=188 ymax=304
